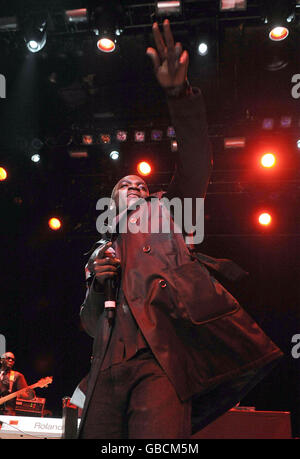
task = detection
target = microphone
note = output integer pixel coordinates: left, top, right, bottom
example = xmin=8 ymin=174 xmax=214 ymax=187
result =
xmin=104 ymin=278 xmax=116 ymax=326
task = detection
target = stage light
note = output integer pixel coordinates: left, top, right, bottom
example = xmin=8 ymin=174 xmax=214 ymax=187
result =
xmin=269 ymin=26 xmax=289 ymax=41
xmin=24 ymin=16 xmax=47 ymax=53
xmin=166 ymin=126 xmax=176 ymax=138
xmin=198 ymin=42 xmax=208 ymax=56
xmin=220 ymin=0 xmax=247 ymax=11
xmin=171 ymin=140 xmax=178 ymax=152
xmin=297 ymin=139 xmax=300 ymax=149
xmin=137 ymin=161 xmax=152 ymax=176
xmin=28 ymin=138 xmax=43 ymax=164
xmin=65 ymin=8 xmax=88 ymax=23
xmin=48 ymin=217 xmax=62 ymax=231
xmin=29 ymin=138 xmax=44 ymax=162
xmin=258 ymin=212 xmax=272 ymax=226
xmin=28 ymin=40 xmax=38 ymax=51
xmin=100 ymin=134 xmax=111 ymax=144
xmin=0 ymin=167 xmax=7 ymax=181
xmin=263 ymin=0 xmax=295 ymax=45
xmin=97 ymin=37 xmax=116 ymax=53
xmin=31 ymin=154 xmax=40 ymax=163
xmin=134 ymin=131 xmax=145 ymax=143
xmin=82 ymin=135 xmax=94 ymax=145
xmin=280 ymin=116 xmax=292 ymax=128
xmin=110 ymin=150 xmax=119 ymax=160
xmin=116 ymin=131 xmax=127 ymax=142
xmin=90 ymin=1 xmax=124 ymax=54
xmin=69 ymin=148 xmax=88 ymax=158
xmin=194 ymin=27 xmax=216 ymax=61
xmin=155 ymin=1 xmax=182 ymax=16
xmin=26 ymin=34 xmax=47 ymax=53
xmin=224 ymin=138 xmax=246 ymax=149
xmin=261 ymin=153 xmax=276 ymax=168
xmin=151 ymin=130 xmax=163 ymax=141
xmin=262 ymin=118 xmax=274 ymax=130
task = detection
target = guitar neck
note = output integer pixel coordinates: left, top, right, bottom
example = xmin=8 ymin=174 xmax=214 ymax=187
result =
xmin=0 ymin=382 xmax=37 ymax=406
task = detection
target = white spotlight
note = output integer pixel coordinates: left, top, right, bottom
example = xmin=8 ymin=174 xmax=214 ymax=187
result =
xmin=24 ymin=18 xmax=47 ymax=53
xmin=26 ymin=33 xmax=46 ymax=53
xmin=28 ymin=40 xmax=38 ymax=51
xmin=110 ymin=150 xmax=119 ymax=160
xmin=198 ymin=42 xmax=208 ymax=56
xmin=31 ymin=154 xmax=40 ymax=163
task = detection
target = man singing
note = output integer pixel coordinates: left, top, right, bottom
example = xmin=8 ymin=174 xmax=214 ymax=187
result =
xmin=78 ymin=20 xmax=282 ymax=439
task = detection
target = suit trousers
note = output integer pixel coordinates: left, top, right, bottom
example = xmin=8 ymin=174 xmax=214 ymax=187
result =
xmin=79 ymin=349 xmax=191 ymax=439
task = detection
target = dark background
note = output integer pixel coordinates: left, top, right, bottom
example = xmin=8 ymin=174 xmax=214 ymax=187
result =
xmin=0 ymin=0 xmax=300 ymax=436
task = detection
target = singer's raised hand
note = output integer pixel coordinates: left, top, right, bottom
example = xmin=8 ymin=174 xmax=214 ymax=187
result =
xmin=146 ymin=19 xmax=189 ymax=90
xmin=93 ymin=242 xmax=121 ymax=287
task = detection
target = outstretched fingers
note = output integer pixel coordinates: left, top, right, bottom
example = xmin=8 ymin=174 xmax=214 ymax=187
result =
xmin=146 ymin=19 xmax=189 ymax=88
xmin=163 ymin=19 xmax=177 ymax=77
xmin=163 ymin=19 xmax=175 ymax=49
xmin=178 ymin=49 xmax=189 ymax=80
xmin=152 ymin=21 xmax=166 ymax=61
xmin=174 ymin=42 xmax=183 ymax=60
xmin=146 ymin=47 xmax=161 ymax=73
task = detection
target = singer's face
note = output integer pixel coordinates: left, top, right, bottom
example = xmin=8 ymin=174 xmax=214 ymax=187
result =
xmin=112 ymin=175 xmax=149 ymax=212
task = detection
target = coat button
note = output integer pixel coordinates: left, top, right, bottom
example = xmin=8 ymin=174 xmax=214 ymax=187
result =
xmin=143 ymin=245 xmax=151 ymax=253
xmin=159 ymin=279 xmax=167 ymax=288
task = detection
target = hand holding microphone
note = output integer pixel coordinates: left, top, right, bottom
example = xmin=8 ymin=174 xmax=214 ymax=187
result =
xmin=92 ymin=242 xmax=120 ymax=288
xmin=93 ymin=242 xmax=121 ymax=326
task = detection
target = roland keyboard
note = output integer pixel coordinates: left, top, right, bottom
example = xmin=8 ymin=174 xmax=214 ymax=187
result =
xmin=0 ymin=415 xmax=80 ymax=439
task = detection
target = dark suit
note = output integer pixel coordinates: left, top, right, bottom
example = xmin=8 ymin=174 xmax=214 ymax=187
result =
xmin=78 ymin=88 xmax=283 ymax=438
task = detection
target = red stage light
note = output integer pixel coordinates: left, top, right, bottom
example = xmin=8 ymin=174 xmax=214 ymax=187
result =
xmin=258 ymin=213 xmax=272 ymax=226
xmin=261 ymin=153 xmax=276 ymax=168
xmin=0 ymin=167 xmax=7 ymax=181
xmin=48 ymin=217 xmax=62 ymax=231
xmin=100 ymin=134 xmax=111 ymax=144
xmin=82 ymin=135 xmax=93 ymax=145
xmin=137 ymin=161 xmax=152 ymax=176
xmin=97 ymin=38 xmax=116 ymax=53
xmin=116 ymin=131 xmax=127 ymax=142
xmin=134 ymin=131 xmax=145 ymax=143
xmin=269 ymin=27 xmax=289 ymax=41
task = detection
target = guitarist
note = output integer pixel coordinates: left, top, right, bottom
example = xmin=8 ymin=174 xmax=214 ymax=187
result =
xmin=0 ymin=352 xmax=35 ymax=415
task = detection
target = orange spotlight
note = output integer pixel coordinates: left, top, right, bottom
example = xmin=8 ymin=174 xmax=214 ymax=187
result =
xmin=137 ymin=161 xmax=152 ymax=176
xmin=261 ymin=153 xmax=276 ymax=168
xmin=48 ymin=217 xmax=62 ymax=231
xmin=258 ymin=212 xmax=272 ymax=226
xmin=82 ymin=135 xmax=94 ymax=145
xmin=97 ymin=38 xmax=116 ymax=53
xmin=269 ymin=27 xmax=289 ymax=41
xmin=0 ymin=167 xmax=7 ymax=181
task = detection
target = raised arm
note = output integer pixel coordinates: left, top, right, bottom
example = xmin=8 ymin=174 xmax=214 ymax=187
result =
xmin=147 ymin=20 xmax=212 ymax=202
